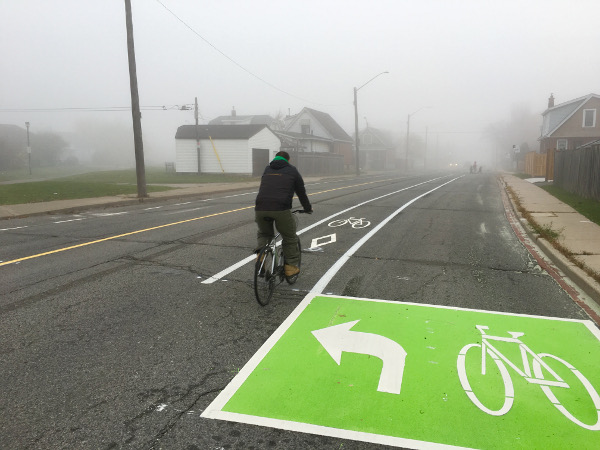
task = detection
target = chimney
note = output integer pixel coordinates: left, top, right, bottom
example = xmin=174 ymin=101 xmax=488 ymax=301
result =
xmin=231 ymin=107 xmax=236 ymax=117
xmin=548 ymin=94 xmax=555 ymax=108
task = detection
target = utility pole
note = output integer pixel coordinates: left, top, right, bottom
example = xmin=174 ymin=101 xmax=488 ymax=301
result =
xmin=405 ymin=114 xmax=410 ymax=172
xmin=124 ymin=0 xmax=147 ymax=198
xmin=25 ymin=121 xmax=31 ymax=175
xmin=353 ymin=87 xmax=360 ymax=176
xmin=195 ymin=97 xmax=201 ymax=174
xmin=424 ymin=126 xmax=428 ymax=169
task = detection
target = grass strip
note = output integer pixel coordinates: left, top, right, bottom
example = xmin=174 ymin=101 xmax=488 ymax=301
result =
xmin=0 ymin=181 xmax=172 ymax=205
xmin=540 ymin=184 xmax=600 ymax=225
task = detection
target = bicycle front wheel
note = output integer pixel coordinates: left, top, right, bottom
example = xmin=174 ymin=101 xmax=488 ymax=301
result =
xmin=254 ymin=247 xmax=275 ymax=306
xmin=457 ymin=343 xmax=514 ymax=416
xmin=533 ymin=353 xmax=600 ymax=430
xmin=286 ymin=238 xmax=302 ymax=285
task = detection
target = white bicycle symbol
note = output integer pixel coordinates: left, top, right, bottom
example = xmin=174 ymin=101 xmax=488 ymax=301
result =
xmin=328 ymin=217 xmax=371 ymax=229
xmin=457 ymin=325 xmax=600 ymax=430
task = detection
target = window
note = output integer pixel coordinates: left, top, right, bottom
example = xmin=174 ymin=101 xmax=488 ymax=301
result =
xmin=556 ymin=139 xmax=568 ymax=150
xmin=583 ymin=109 xmax=596 ymax=127
xmin=300 ymin=119 xmax=310 ymax=134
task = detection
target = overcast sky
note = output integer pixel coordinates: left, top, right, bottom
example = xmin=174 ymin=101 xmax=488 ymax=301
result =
xmin=1 ymin=0 xmax=599 ymax=165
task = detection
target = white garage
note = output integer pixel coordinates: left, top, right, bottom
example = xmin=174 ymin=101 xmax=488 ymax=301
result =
xmin=175 ymin=124 xmax=282 ymax=176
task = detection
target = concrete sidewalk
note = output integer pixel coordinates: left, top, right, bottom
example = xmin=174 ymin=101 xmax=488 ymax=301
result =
xmin=500 ymin=174 xmax=600 ymax=308
xmin=1 ymin=173 xmax=599 ymax=308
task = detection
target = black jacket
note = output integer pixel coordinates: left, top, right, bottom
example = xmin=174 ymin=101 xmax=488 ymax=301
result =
xmin=255 ymin=159 xmax=312 ymax=212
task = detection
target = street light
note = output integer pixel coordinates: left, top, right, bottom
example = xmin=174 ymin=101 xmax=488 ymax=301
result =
xmin=25 ymin=122 xmax=31 ymax=175
xmin=354 ymin=71 xmax=389 ymax=176
xmin=405 ymin=106 xmax=431 ymax=172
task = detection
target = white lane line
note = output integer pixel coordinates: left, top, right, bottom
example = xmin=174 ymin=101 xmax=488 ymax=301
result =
xmin=310 ymin=177 xmax=460 ymax=294
xmin=89 ymin=212 xmax=129 ymax=217
xmin=144 ymin=206 xmax=163 ymax=210
xmin=0 ymin=226 xmax=29 ymax=231
xmin=201 ymin=175 xmax=456 ymax=284
xmin=53 ymin=218 xmax=87 ymax=224
xmin=164 ymin=206 xmax=211 ymax=215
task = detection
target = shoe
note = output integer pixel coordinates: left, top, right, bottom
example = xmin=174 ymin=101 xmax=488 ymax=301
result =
xmin=284 ymin=264 xmax=300 ymax=277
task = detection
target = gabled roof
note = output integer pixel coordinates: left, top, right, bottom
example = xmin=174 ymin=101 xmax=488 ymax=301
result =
xmin=360 ymin=126 xmax=395 ymax=148
xmin=286 ymin=107 xmax=353 ymax=142
xmin=208 ymin=114 xmax=275 ymax=126
xmin=175 ymin=124 xmax=272 ymax=140
xmin=541 ymin=93 xmax=600 ymax=138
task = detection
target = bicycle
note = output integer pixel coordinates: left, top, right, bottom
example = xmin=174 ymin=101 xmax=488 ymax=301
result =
xmin=253 ymin=210 xmax=306 ymax=306
xmin=328 ymin=217 xmax=371 ymax=229
xmin=457 ymin=325 xmax=600 ymax=430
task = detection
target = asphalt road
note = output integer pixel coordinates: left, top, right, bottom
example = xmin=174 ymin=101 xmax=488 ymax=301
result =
xmin=0 ymin=172 xmax=593 ymax=449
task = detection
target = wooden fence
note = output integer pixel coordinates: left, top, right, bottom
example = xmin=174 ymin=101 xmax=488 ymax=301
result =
xmin=524 ymin=152 xmax=546 ymax=177
xmin=524 ymin=149 xmax=555 ymax=181
xmin=296 ymin=152 xmax=344 ymax=176
xmin=554 ymin=145 xmax=600 ymax=201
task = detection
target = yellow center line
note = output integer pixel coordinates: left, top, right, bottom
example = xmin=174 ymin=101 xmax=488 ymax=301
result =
xmin=1 ymin=177 xmax=396 ymax=267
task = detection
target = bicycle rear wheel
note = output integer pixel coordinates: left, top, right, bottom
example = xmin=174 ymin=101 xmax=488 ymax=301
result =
xmin=285 ymin=238 xmax=302 ymax=285
xmin=254 ymin=247 xmax=275 ymax=306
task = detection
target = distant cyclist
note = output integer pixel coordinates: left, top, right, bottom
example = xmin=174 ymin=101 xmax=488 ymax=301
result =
xmin=255 ymin=151 xmax=312 ymax=277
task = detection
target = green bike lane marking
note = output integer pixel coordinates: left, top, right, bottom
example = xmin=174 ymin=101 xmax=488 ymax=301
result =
xmin=202 ymin=294 xmax=600 ymax=449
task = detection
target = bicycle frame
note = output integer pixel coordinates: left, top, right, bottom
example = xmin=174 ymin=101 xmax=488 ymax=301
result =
xmin=477 ymin=325 xmax=567 ymax=388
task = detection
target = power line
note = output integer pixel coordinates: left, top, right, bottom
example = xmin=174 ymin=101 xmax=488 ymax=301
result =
xmin=154 ymin=0 xmax=337 ymax=107
xmin=0 ymin=105 xmax=193 ymax=112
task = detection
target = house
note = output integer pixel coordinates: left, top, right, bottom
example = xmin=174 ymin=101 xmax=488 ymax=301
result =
xmin=356 ymin=126 xmax=396 ymax=170
xmin=174 ymin=124 xmax=281 ymax=176
xmin=278 ymin=107 xmax=354 ymax=168
xmin=539 ymin=93 xmax=600 ymax=153
xmin=209 ymin=108 xmax=281 ymax=129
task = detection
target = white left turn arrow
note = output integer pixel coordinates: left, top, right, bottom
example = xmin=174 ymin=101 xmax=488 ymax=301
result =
xmin=311 ymin=320 xmax=407 ymax=394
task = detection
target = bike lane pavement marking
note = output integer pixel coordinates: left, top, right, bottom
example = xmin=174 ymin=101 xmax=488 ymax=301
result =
xmin=202 ymin=294 xmax=600 ymax=449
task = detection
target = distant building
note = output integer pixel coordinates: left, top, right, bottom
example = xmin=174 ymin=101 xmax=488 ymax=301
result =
xmin=355 ymin=126 xmax=396 ymax=170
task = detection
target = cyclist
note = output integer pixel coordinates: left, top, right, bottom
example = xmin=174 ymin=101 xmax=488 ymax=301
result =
xmin=254 ymin=151 xmax=312 ymax=277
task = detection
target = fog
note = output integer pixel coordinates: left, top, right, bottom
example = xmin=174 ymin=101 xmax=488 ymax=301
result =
xmin=1 ymin=0 xmax=599 ymax=170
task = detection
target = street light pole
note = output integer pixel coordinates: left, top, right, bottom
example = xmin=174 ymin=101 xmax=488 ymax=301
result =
xmin=353 ymin=87 xmax=359 ymax=176
xmin=354 ymin=71 xmax=388 ymax=176
xmin=25 ymin=121 xmax=31 ymax=175
xmin=405 ymin=106 xmax=431 ymax=172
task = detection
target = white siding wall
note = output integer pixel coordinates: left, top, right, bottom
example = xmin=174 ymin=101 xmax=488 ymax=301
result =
xmin=248 ymin=128 xmax=282 ymax=165
xmin=199 ymin=139 xmax=248 ymax=174
xmin=175 ymin=139 xmax=198 ymax=173
xmin=312 ymin=141 xmax=330 ymax=153
xmin=176 ymin=129 xmax=281 ymax=174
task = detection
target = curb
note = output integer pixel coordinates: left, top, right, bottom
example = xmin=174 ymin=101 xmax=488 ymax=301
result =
xmin=501 ymin=178 xmax=600 ymax=310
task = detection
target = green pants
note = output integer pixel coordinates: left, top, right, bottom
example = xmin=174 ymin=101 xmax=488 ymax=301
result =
xmin=255 ymin=210 xmax=300 ymax=266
